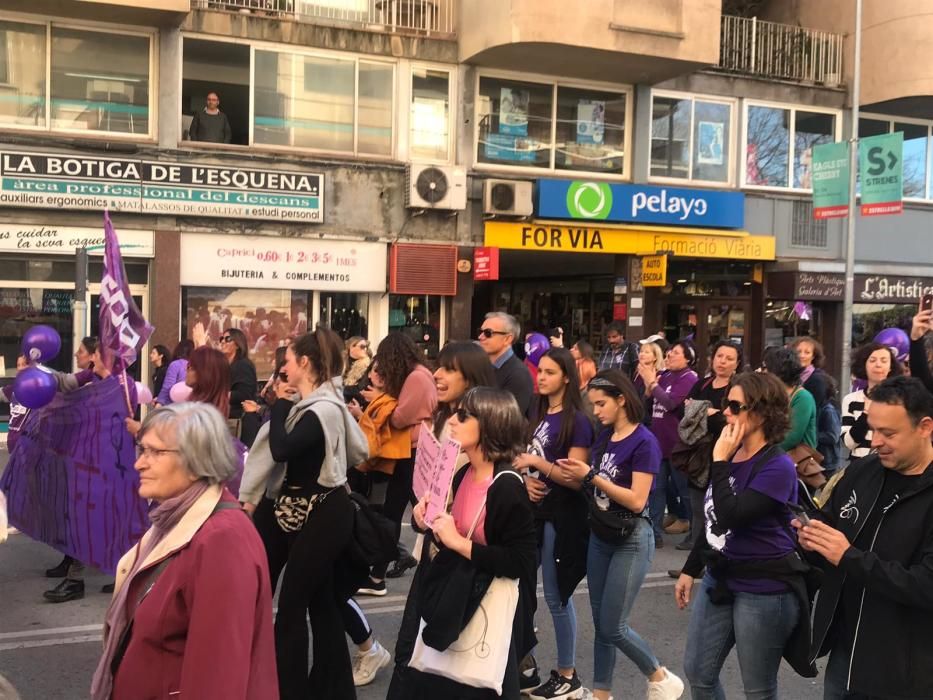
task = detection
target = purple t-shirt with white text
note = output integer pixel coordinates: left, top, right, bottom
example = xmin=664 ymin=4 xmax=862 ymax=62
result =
xmin=704 ymin=451 xmax=797 ymax=593
xmin=592 ymin=424 xmax=661 ymax=513
xmin=527 ymin=410 xmax=594 ymax=489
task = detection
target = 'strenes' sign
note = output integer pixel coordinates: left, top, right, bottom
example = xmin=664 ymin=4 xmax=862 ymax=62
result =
xmin=0 ymin=150 xmax=324 ymax=223
xmin=537 ymin=179 xmax=745 ymax=229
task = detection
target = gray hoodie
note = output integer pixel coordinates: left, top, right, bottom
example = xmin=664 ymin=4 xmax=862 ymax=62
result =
xmin=239 ymin=378 xmax=369 ymax=505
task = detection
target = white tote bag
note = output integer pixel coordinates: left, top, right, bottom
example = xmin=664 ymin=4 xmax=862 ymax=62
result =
xmin=408 ymin=470 xmax=523 ymax=694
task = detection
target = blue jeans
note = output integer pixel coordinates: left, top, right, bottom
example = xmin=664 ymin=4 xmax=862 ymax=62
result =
xmin=684 ymin=574 xmax=799 ymax=700
xmin=587 ymin=519 xmax=661 ymax=691
xmin=648 ymin=458 xmax=692 ymax=537
xmin=540 ymin=520 xmax=577 ymax=670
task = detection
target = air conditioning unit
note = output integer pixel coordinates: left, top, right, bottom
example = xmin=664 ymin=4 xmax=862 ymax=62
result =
xmin=406 ymin=165 xmax=467 ymax=210
xmin=483 ymin=179 xmax=534 ymax=217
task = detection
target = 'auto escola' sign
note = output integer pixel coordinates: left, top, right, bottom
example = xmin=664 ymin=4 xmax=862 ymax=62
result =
xmin=537 ymin=179 xmax=744 ymax=229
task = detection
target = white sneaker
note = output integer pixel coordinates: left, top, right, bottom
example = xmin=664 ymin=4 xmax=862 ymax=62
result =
xmin=352 ymin=640 xmax=391 ymax=686
xmin=647 ymin=668 xmax=684 ymax=700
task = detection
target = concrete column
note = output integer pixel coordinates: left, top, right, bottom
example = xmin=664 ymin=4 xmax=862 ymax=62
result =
xmin=631 ymin=84 xmax=653 ymax=184
xmin=151 ymin=229 xmax=181 ymax=347
xmin=158 ymin=27 xmax=182 ymax=150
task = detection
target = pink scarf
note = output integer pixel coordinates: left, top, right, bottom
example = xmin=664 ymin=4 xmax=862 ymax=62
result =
xmin=90 ymin=480 xmax=211 ymax=700
xmin=800 ymin=364 xmax=816 ymax=385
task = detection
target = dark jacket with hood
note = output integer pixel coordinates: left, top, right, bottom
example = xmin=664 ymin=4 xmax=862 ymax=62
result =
xmin=809 ymin=454 xmax=933 ymax=698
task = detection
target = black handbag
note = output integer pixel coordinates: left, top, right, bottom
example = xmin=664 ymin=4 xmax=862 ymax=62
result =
xmin=585 ymin=494 xmax=645 ymax=545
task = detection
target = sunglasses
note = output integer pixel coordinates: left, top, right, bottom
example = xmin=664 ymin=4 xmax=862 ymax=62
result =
xmin=478 ymin=328 xmax=509 ymax=339
xmin=455 ymin=407 xmax=476 ymax=423
xmin=356 ymin=342 xmax=368 ymax=349
xmin=723 ymin=399 xmax=750 ymax=414
xmin=220 ymin=335 xmax=233 ymax=343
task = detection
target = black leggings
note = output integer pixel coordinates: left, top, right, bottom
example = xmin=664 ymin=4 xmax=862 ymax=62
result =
xmin=255 ymin=489 xmax=356 ymax=700
xmin=371 ymin=454 xmax=417 ymax=579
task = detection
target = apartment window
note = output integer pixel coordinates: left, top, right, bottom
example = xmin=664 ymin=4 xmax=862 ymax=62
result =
xmin=859 ymin=115 xmax=932 ymax=199
xmin=0 ymin=20 xmax=153 ymax=137
xmin=411 ymin=67 xmax=450 ymax=162
xmin=252 ymin=48 xmax=393 ymax=156
xmin=744 ymin=102 xmax=839 ymax=190
xmin=791 ymin=200 xmax=827 ymax=248
xmin=182 ymin=38 xmax=250 ymax=145
xmin=651 ymin=92 xmax=733 ymax=184
xmin=477 ymin=74 xmax=632 ymax=176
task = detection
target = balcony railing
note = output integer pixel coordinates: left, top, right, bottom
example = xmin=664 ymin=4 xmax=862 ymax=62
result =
xmin=716 ymin=15 xmax=844 ymax=87
xmin=194 ymin=0 xmax=455 ymax=37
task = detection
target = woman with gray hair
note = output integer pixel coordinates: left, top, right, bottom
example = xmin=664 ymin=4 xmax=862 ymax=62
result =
xmin=90 ymin=402 xmax=277 ymax=700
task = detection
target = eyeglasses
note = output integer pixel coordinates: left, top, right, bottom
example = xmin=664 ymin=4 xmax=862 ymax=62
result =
xmin=136 ymin=442 xmax=181 ymax=459
xmin=455 ymin=407 xmax=476 ymax=423
xmin=220 ymin=336 xmax=233 ymax=343
xmin=722 ymin=399 xmax=750 ymax=414
xmin=478 ymin=328 xmax=509 ymax=339
xmin=356 ymin=342 xmax=368 ymax=349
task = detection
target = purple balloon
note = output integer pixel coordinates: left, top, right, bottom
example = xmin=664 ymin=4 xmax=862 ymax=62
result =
xmin=524 ymin=333 xmax=551 ymax=367
xmin=21 ymin=324 xmax=62 ymax=364
xmin=13 ymin=365 xmax=57 ymax=409
xmin=873 ymin=327 xmax=910 ymax=362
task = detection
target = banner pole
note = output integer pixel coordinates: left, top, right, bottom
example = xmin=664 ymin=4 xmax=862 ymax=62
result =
xmin=72 ymin=247 xmax=88 ymax=372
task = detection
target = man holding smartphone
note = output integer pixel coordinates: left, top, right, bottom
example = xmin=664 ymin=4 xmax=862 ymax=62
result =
xmin=794 ymin=376 xmax=933 ymax=699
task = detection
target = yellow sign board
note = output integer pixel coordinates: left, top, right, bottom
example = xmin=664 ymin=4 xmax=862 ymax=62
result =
xmin=483 ymin=221 xmax=776 ymax=261
xmin=641 ymin=254 xmax=667 ymax=287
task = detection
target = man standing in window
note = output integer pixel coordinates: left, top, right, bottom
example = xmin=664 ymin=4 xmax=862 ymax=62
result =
xmin=188 ymin=92 xmax=232 ymax=144
xmin=478 ymin=311 xmax=533 ymax=417
xmin=597 ymin=321 xmax=638 ymax=378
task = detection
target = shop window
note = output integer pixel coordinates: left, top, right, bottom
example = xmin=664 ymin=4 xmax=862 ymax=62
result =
xmin=651 ymin=92 xmax=733 ymax=184
xmin=0 ymin=21 xmax=153 ymax=137
xmin=764 ymin=301 xmax=822 ymax=349
xmin=411 ymin=67 xmax=450 ymax=162
xmin=0 ymin=21 xmax=46 ymax=129
xmin=852 ymin=303 xmax=915 ymax=348
xmin=0 ymin=288 xmax=74 ymax=377
xmin=389 ymin=294 xmax=440 ymax=360
xmin=181 ymin=287 xmax=310 ymax=379
xmin=744 ymin=102 xmax=838 ymax=190
xmin=477 ymin=75 xmax=631 ymax=176
xmin=319 ymin=292 xmax=369 ymax=341
xmin=182 ymin=38 xmax=250 ymax=145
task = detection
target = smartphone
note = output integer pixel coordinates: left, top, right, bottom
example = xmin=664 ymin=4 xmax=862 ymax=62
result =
xmin=921 ymin=293 xmax=933 ymax=313
xmin=787 ymin=502 xmax=812 ymax=525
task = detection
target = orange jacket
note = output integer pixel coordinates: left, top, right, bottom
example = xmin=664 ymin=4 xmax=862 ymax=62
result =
xmin=357 ymin=392 xmax=412 ymax=475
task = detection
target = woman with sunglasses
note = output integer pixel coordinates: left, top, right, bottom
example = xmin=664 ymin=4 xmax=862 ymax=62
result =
xmin=514 ymin=347 xmax=593 ymax=699
xmin=220 ymin=328 xmax=259 ymax=446
xmin=344 ymin=336 xmax=372 ymax=393
xmin=557 ymin=371 xmax=685 ymax=700
xmin=401 ymin=387 xmax=537 ymax=699
xmin=675 ymin=372 xmax=803 ymax=700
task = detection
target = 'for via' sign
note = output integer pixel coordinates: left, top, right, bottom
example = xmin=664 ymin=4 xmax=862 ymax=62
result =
xmin=641 ymin=254 xmax=667 ymax=287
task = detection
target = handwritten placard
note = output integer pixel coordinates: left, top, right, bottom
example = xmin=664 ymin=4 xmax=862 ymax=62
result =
xmin=424 ymin=438 xmax=461 ymax=526
xmin=412 ymin=426 xmax=441 ymax=501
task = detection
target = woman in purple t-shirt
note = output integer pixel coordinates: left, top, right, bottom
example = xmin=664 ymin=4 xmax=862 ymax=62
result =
xmin=674 ymin=372 xmax=801 ymax=699
xmin=513 ymin=348 xmax=593 ymax=697
xmin=559 ymin=370 xmax=684 ymax=700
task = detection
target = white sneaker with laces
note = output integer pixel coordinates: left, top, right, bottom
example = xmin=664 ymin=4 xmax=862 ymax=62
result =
xmin=352 ymin=640 xmax=391 ymax=687
xmin=647 ymin=668 xmax=684 ymax=700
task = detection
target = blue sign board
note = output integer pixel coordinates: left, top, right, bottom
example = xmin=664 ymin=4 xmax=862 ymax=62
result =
xmin=537 ymin=179 xmax=745 ymax=229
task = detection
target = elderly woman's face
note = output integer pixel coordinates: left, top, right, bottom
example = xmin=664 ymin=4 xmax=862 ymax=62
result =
xmin=134 ymin=427 xmax=197 ymax=502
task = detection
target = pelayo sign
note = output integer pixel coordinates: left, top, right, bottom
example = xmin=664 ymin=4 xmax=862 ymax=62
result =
xmin=538 ymin=179 xmax=745 ymax=229
xmin=0 ymin=150 xmax=324 ymax=223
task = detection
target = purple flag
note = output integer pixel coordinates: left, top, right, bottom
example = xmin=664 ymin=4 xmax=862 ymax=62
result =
xmin=0 ymin=375 xmax=149 ymax=574
xmin=99 ymin=212 xmax=153 ymax=373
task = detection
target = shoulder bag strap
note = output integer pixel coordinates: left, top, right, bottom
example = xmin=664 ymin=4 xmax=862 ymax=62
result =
xmin=465 ymin=470 xmax=523 ymax=540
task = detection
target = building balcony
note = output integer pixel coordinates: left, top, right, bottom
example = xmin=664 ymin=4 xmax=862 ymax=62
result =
xmin=2 ymin=0 xmax=190 ymax=26
xmin=714 ymin=15 xmax=844 ymax=88
xmin=458 ymin=0 xmax=722 ymax=84
xmin=192 ymin=0 xmax=455 ymax=37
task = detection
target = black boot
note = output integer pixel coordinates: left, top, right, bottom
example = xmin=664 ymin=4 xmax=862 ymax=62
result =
xmin=45 ymin=555 xmax=73 ymax=579
xmin=385 ymin=554 xmax=418 ymax=579
xmin=43 ymin=578 xmax=85 ymax=603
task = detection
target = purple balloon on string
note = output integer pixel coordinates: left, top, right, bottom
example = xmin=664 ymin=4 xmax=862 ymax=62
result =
xmin=21 ymin=325 xmax=62 ymax=364
xmin=13 ymin=365 xmax=57 ymax=409
xmin=524 ymin=333 xmax=551 ymax=367
xmin=873 ymin=327 xmax=910 ymax=362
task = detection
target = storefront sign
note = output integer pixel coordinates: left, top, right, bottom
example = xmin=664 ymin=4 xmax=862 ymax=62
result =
xmin=811 ymin=141 xmax=850 ymax=219
xmin=0 ymin=150 xmax=324 ymax=223
xmin=0 ymin=223 xmax=154 ymax=257
xmin=537 ymin=179 xmax=745 ymax=229
xmin=856 ymin=274 xmax=933 ymax=303
xmin=473 ymin=246 xmax=500 ymax=281
xmin=180 ymin=234 xmax=386 ymax=292
xmin=640 ymin=254 xmax=667 ymax=287
xmin=859 ymin=133 xmax=903 ymax=216
xmin=484 ymin=222 xmax=775 ymax=261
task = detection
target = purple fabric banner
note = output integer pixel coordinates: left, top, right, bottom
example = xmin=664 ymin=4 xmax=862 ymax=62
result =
xmin=0 ymin=375 xmax=149 ymax=574
xmin=99 ymin=212 xmax=153 ymax=373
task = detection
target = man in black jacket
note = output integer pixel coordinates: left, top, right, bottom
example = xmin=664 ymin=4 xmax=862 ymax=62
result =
xmin=795 ymin=376 xmax=933 ymax=699
xmin=478 ymin=312 xmax=533 ymax=417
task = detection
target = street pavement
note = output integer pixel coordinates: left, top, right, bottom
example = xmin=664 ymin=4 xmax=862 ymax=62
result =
xmin=0 ymin=517 xmax=828 ymax=700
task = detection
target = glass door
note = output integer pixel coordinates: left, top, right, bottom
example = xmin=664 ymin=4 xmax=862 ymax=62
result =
xmin=662 ymin=299 xmax=750 ymax=374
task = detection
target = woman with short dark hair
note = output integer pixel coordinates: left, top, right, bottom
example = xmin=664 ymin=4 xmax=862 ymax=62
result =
xmin=149 ymin=344 xmax=171 ymax=399
xmin=761 ymin=346 xmax=818 ymax=455
xmin=220 ymin=327 xmax=259 ymax=445
xmin=842 ymin=342 xmax=902 ymax=460
xmin=675 ymin=372 xmax=805 ymax=699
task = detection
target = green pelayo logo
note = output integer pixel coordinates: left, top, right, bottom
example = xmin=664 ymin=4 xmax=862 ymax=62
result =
xmin=566 ymin=181 xmax=612 ymax=219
